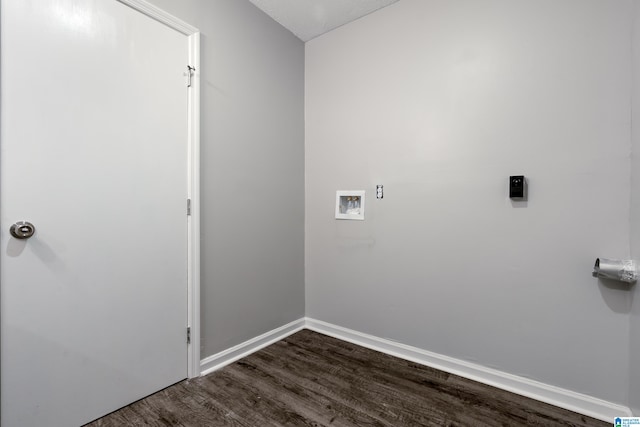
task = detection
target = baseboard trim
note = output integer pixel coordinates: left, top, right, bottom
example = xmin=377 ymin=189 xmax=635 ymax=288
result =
xmin=305 ymin=317 xmax=631 ymax=422
xmin=199 ymin=318 xmax=305 ymax=376
xmin=199 ymin=317 xmax=631 ymax=421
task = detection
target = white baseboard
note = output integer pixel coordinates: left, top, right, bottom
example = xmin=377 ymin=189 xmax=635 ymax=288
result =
xmin=199 ymin=317 xmax=631 ymax=422
xmin=305 ymin=317 xmax=631 ymax=422
xmin=199 ymin=318 xmax=305 ymax=376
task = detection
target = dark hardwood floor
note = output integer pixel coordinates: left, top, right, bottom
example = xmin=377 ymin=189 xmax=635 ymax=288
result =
xmin=87 ymin=330 xmax=609 ymax=426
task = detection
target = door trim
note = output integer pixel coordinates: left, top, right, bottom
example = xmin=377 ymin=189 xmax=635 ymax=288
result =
xmin=118 ymin=0 xmax=199 ymax=35
xmin=117 ymin=0 xmax=201 ymax=378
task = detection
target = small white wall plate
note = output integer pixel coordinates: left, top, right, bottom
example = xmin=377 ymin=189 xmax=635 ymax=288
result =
xmin=335 ymin=190 xmax=366 ymax=220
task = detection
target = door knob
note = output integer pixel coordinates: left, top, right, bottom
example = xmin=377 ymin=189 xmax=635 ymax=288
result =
xmin=10 ymin=221 xmax=35 ymax=239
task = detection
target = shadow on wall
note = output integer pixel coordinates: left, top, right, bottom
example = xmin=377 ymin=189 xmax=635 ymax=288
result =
xmin=510 ymin=200 xmax=529 ymax=209
xmin=597 ymin=278 xmax=634 ymax=313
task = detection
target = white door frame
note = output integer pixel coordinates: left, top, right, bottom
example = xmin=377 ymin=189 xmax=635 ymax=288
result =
xmin=117 ymin=0 xmax=201 ymax=378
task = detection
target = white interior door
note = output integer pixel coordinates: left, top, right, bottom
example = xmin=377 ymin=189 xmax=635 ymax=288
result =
xmin=1 ymin=1 xmax=190 ymax=426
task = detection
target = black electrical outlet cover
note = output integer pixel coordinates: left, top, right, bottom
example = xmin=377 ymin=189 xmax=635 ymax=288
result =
xmin=509 ymin=175 xmax=526 ymax=199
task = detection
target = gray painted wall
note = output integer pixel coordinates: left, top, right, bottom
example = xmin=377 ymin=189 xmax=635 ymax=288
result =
xmin=306 ymin=0 xmax=632 ymax=405
xmin=631 ymin=0 xmax=640 ymax=415
xmin=146 ymin=0 xmax=305 ymax=357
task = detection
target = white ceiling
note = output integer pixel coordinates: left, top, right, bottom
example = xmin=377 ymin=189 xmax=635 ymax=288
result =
xmin=248 ymin=0 xmax=400 ymax=42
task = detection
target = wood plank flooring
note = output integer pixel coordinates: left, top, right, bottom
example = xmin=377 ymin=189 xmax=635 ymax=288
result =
xmin=87 ymin=330 xmax=609 ymax=426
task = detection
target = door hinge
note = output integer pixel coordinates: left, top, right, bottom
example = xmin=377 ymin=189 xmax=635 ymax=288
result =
xmin=187 ymin=326 xmax=191 ymax=345
xmin=186 ymin=65 xmax=196 ymax=88
xmin=187 ymin=198 xmax=191 ymax=216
